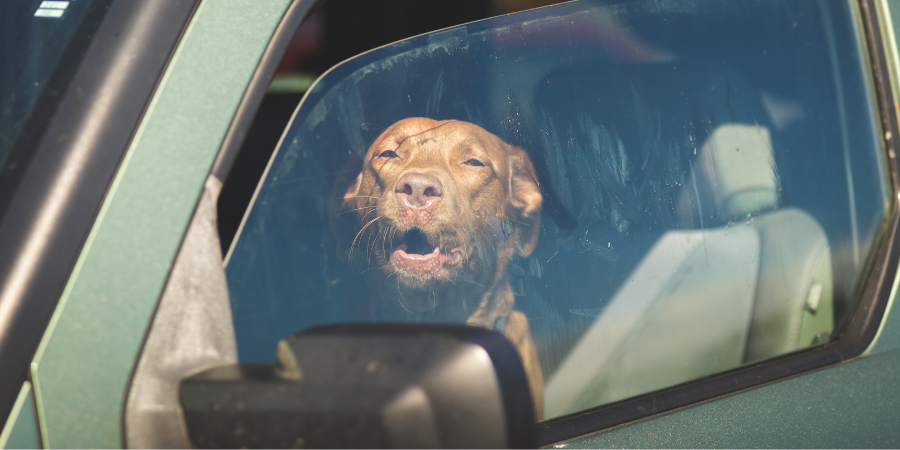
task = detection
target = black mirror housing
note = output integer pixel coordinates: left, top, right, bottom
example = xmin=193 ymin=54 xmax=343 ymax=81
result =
xmin=180 ymin=323 xmax=536 ymax=448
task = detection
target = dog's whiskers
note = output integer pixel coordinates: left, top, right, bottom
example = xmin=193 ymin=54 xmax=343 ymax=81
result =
xmin=335 ymin=205 xmax=376 ymax=217
xmin=476 ymin=215 xmax=501 ymax=234
xmin=349 ymin=215 xmax=383 ymax=261
xmin=468 ymin=220 xmax=500 ymax=259
xmin=346 ymin=195 xmax=381 ymax=199
xmin=377 ymin=226 xmax=387 ymax=261
xmin=396 ymin=277 xmax=414 ymax=315
xmin=368 ymin=225 xmax=383 ymax=257
xmin=430 ymin=289 xmax=436 ymax=318
xmin=360 ymin=206 xmax=379 ymax=222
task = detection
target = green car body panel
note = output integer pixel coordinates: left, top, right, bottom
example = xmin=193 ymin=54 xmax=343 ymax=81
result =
xmin=23 ymin=0 xmax=291 ymax=447
xmin=1 ymin=0 xmax=900 ymax=447
xmin=0 ymin=383 xmax=39 ymax=449
xmin=560 ymin=348 xmax=900 ymax=448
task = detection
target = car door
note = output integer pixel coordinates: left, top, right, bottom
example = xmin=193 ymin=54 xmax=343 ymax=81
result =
xmin=2 ymin=0 xmax=900 ymax=448
xmin=0 ymin=0 xmax=294 ymax=447
xmin=0 ymin=0 xmax=206 ymax=447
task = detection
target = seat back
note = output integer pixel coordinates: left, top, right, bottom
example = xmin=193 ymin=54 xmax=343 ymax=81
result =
xmin=690 ymin=123 xmax=834 ymax=362
xmin=544 ymin=121 xmax=834 ymax=416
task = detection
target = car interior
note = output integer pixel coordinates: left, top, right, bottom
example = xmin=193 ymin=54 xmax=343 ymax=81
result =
xmin=220 ymin=0 xmax=886 ymax=416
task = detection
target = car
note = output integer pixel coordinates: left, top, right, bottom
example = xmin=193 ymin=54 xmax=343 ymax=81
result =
xmin=1 ymin=0 xmax=899 ymax=447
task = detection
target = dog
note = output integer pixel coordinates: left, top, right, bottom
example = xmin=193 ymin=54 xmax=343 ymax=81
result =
xmin=330 ymin=117 xmax=545 ymax=418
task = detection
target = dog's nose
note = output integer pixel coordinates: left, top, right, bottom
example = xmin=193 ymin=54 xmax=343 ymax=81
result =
xmin=396 ymin=172 xmax=443 ymax=210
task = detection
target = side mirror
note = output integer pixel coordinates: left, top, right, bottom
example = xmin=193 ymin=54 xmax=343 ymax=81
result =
xmin=180 ymin=323 xmax=536 ymax=448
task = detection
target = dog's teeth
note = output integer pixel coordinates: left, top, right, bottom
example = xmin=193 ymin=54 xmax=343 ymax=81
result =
xmin=432 ymin=246 xmax=440 ymax=253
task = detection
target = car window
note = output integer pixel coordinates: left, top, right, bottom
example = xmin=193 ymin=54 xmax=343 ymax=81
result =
xmin=225 ymin=0 xmax=890 ymax=421
xmin=0 ymin=0 xmax=108 ymax=220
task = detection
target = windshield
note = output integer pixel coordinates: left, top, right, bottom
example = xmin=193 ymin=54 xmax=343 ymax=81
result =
xmin=226 ymin=0 xmax=890 ymax=420
xmin=0 ymin=0 xmax=110 ymax=218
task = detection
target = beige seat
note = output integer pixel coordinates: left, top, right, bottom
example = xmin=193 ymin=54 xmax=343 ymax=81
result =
xmin=544 ymin=124 xmax=833 ymax=418
xmin=695 ymin=124 xmax=834 ymax=362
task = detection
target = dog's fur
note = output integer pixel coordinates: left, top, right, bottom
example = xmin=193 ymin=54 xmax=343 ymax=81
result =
xmin=330 ymin=118 xmax=544 ymax=418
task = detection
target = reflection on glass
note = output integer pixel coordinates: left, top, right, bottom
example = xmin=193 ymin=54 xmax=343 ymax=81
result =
xmin=226 ymin=0 xmax=889 ymax=420
xmin=0 ymin=0 xmax=105 ymax=215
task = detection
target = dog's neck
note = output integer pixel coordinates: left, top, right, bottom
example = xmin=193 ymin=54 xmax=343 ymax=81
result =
xmin=361 ymin=232 xmax=522 ymax=330
xmin=465 ymin=273 xmax=515 ymax=328
xmin=367 ymin=262 xmax=516 ymax=327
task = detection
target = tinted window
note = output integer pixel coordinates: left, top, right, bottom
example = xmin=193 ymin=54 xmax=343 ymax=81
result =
xmin=226 ymin=0 xmax=889 ymax=420
xmin=0 ymin=0 xmax=109 ymax=219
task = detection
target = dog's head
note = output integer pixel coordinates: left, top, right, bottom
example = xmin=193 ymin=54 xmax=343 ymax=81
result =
xmin=331 ymin=118 xmax=542 ymax=292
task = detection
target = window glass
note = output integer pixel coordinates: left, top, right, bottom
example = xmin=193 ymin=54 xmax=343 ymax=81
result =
xmin=0 ymin=0 xmax=108 ymax=219
xmin=226 ymin=0 xmax=890 ymax=420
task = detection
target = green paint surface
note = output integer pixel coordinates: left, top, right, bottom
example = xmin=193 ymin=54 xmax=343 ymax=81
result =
xmin=560 ymin=347 xmax=900 ymax=448
xmin=29 ymin=0 xmax=291 ymax=447
xmin=0 ymin=383 xmax=40 ymax=449
xmin=871 ymin=266 xmax=900 ymax=354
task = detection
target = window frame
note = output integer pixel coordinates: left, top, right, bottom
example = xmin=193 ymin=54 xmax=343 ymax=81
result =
xmin=211 ymin=0 xmax=900 ymax=444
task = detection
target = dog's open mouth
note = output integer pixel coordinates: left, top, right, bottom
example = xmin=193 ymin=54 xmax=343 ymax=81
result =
xmin=390 ymin=228 xmax=462 ymax=276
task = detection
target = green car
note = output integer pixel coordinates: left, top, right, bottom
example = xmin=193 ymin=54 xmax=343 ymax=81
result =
xmin=2 ymin=0 xmax=900 ymax=447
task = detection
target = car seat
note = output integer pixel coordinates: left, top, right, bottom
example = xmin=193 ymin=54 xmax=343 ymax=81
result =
xmin=539 ymin=63 xmax=833 ymax=417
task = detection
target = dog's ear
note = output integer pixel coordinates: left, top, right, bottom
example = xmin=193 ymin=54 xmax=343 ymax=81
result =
xmin=509 ymin=146 xmax=542 ymax=257
xmin=329 ymin=155 xmax=365 ymax=261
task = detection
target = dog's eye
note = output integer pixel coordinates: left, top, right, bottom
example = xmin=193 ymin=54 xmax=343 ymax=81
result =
xmin=378 ymin=150 xmax=399 ymax=158
xmin=464 ymin=159 xmax=485 ymax=167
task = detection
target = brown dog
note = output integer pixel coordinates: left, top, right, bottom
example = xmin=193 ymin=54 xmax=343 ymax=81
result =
xmin=330 ymin=117 xmax=544 ymax=418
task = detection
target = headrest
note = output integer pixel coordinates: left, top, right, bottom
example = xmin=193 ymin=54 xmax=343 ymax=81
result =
xmin=695 ymin=124 xmax=779 ymax=218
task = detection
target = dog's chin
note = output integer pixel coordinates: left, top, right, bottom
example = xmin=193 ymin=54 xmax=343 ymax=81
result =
xmin=388 ymin=247 xmax=462 ymax=287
